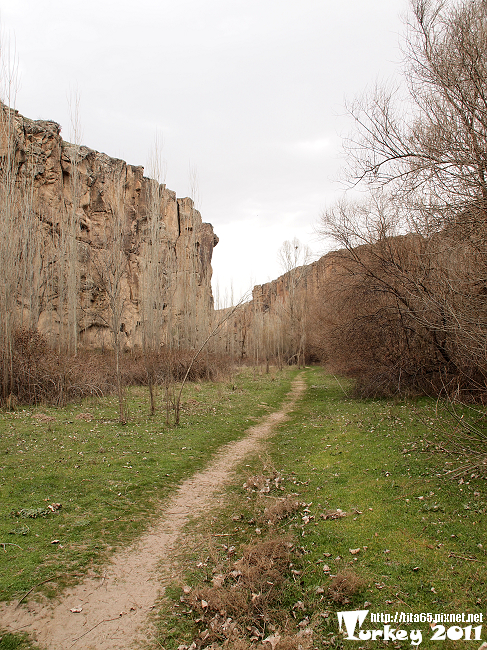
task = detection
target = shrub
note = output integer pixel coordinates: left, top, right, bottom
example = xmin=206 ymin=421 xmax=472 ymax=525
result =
xmin=0 ymin=329 xmax=233 ymax=407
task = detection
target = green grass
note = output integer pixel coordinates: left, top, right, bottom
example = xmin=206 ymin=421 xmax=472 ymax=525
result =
xmin=3 ymin=366 xmax=487 ymax=649
xmin=153 ymin=367 xmax=487 ymax=649
xmin=0 ymin=368 xmax=297 ymax=605
xmin=0 ymin=633 xmax=40 ymax=650
xmin=269 ymin=368 xmax=487 ymax=647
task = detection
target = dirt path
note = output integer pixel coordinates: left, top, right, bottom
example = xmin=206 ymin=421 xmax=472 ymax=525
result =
xmin=1 ymin=375 xmax=306 ymax=650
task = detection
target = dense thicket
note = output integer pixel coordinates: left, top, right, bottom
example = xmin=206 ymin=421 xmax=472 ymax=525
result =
xmin=315 ymin=0 xmax=487 ymax=400
xmin=2 ymin=328 xmax=231 ymax=407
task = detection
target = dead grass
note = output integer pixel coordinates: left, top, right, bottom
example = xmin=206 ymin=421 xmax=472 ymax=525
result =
xmin=262 ymin=497 xmax=302 ymax=526
xmin=183 ymin=537 xmax=297 ymax=646
xmin=191 ymin=629 xmax=314 ymax=649
xmin=169 ymin=464 xmax=319 ymax=650
xmin=327 ymin=570 xmax=366 ymax=605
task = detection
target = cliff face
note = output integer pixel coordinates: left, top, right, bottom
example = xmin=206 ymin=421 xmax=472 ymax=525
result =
xmin=214 ymin=252 xmax=338 ymax=362
xmin=3 ymin=105 xmax=218 ymax=350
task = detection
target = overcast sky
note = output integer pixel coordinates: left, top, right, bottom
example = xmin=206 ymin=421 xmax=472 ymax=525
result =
xmin=1 ymin=0 xmax=409 ymax=304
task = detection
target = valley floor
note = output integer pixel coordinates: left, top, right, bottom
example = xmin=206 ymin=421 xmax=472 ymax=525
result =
xmin=1 ymin=368 xmax=486 ymax=650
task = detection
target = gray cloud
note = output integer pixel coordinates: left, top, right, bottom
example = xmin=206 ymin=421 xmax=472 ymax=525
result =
xmin=1 ymin=0 xmax=409 ymax=300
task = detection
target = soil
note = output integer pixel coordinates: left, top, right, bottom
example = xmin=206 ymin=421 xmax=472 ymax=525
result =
xmin=0 ymin=374 xmax=306 ymax=650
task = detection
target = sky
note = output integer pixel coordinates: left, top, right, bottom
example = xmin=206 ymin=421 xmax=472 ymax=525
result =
xmin=0 ymin=0 xmax=409 ymax=305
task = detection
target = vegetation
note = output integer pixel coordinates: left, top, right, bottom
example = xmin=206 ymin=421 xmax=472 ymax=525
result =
xmin=2 ymin=2 xmax=487 ymax=649
xmin=218 ymin=0 xmax=487 ymax=405
xmin=313 ymin=0 xmax=487 ymax=401
xmin=152 ymin=367 xmax=487 ymax=649
xmin=0 ymin=369 xmax=295 ymax=606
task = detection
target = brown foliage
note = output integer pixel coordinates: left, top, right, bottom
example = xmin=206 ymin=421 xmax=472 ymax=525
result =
xmin=311 ymin=0 xmax=487 ymax=402
xmin=183 ymin=537 xmax=300 ymax=647
xmin=5 ymin=329 xmax=113 ymax=405
xmin=328 ymin=570 xmax=366 ymax=605
xmin=0 ymin=328 xmax=233 ymax=406
xmin=262 ymin=497 xmax=302 ymax=526
xmin=310 ymin=228 xmax=487 ymax=400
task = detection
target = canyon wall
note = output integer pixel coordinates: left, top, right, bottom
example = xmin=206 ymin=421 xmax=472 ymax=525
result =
xmin=1 ymin=105 xmax=218 ymax=350
xmin=214 ymin=251 xmax=339 ymax=362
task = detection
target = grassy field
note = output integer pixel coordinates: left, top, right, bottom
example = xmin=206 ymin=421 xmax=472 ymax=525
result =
xmin=0 ymin=369 xmax=297 ymax=606
xmin=1 ymin=366 xmax=487 ymax=649
xmin=153 ymin=367 xmax=487 ymax=649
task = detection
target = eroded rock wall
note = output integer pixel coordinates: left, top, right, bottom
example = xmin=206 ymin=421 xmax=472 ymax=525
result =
xmin=3 ymin=105 xmax=218 ymax=350
xmin=213 ymin=252 xmax=338 ymax=362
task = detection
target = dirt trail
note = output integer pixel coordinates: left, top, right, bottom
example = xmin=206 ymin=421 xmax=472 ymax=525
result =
xmin=1 ymin=375 xmax=306 ymax=650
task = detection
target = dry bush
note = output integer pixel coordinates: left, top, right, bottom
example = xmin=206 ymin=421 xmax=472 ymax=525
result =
xmin=328 ymin=570 xmax=366 ymax=605
xmin=0 ymin=328 xmax=234 ymax=407
xmin=3 ymin=329 xmax=114 ymax=406
xmin=121 ymin=348 xmax=233 ymax=386
xmin=262 ymin=497 xmax=302 ymax=526
xmin=235 ymin=538 xmax=294 ymax=596
xmin=183 ymin=537 xmax=299 ymax=647
xmin=308 ymin=234 xmax=487 ymax=401
xmin=313 ymin=0 xmax=487 ymax=402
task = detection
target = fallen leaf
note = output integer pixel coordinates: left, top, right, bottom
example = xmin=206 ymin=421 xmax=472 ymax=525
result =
xmin=349 ymin=548 xmax=360 ymax=555
xmin=211 ymin=574 xmax=225 ymax=588
xmin=263 ymin=634 xmax=281 ymax=650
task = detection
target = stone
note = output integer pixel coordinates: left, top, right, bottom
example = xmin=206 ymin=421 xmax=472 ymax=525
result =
xmin=1 ymin=103 xmax=218 ymax=350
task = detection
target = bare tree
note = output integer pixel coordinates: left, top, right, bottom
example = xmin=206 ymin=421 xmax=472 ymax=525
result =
xmin=317 ymin=0 xmax=487 ymax=398
xmin=345 ymin=0 xmax=487 ymax=217
xmin=65 ymin=91 xmax=83 ymax=354
xmin=277 ymin=238 xmax=312 ymax=366
xmin=90 ymin=164 xmax=129 ymax=422
xmin=0 ymin=45 xmax=47 ymax=399
xmin=139 ymin=137 xmax=170 ymax=414
xmin=174 ymin=294 xmax=248 ymax=425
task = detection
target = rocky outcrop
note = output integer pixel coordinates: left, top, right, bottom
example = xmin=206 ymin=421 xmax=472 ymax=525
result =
xmin=3 ymin=104 xmax=218 ymax=350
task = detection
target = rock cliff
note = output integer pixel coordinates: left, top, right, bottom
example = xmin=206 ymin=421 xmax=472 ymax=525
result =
xmin=214 ymin=252 xmax=338 ymax=362
xmin=1 ymin=104 xmax=218 ymax=350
